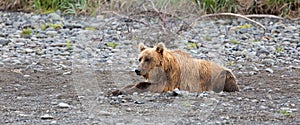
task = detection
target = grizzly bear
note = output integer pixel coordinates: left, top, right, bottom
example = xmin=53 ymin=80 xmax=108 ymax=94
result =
xmin=112 ymin=42 xmax=239 ymax=95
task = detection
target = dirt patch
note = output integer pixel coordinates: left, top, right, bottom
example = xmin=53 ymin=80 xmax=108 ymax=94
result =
xmin=0 ymin=63 xmax=299 ymax=124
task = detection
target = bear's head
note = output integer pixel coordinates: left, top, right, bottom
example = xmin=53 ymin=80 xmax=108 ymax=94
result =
xmin=135 ymin=42 xmax=165 ymax=76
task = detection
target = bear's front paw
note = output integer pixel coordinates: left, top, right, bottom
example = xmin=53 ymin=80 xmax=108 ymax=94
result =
xmin=111 ymin=89 xmax=123 ymax=96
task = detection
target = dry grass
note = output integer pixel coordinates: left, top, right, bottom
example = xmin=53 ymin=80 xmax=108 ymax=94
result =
xmin=0 ymin=0 xmax=32 ymax=12
xmin=0 ymin=0 xmax=299 ymax=18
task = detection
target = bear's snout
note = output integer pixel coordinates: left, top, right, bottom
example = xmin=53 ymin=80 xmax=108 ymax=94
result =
xmin=135 ymin=69 xmax=142 ymax=75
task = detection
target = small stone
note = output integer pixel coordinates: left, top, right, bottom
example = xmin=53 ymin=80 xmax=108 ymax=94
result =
xmin=51 ymin=102 xmax=58 ymax=105
xmin=243 ymin=86 xmax=254 ymax=91
xmin=260 ymin=105 xmax=268 ymax=110
xmin=14 ymin=42 xmax=25 ymax=47
xmin=0 ymin=38 xmax=10 ymax=45
xmin=46 ymin=31 xmax=58 ymax=36
xmin=58 ymin=102 xmax=70 ymax=108
xmin=257 ymin=47 xmax=270 ymax=55
xmin=134 ymin=101 xmax=144 ymax=104
xmin=172 ymin=88 xmax=181 ymax=96
xmin=199 ymin=91 xmax=209 ymax=97
xmin=266 ymin=68 xmax=274 ymax=73
xmin=218 ymin=92 xmax=227 ymax=97
xmin=125 ymin=108 xmax=132 ymax=112
xmin=40 ymin=114 xmax=54 ymax=119
xmin=110 ymin=100 xmax=120 ymax=105
xmin=240 ymin=35 xmax=248 ymax=40
xmin=63 ymin=71 xmax=72 ymax=75
xmin=49 ymin=13 xmax=61 ymax=21
xmin=99 ymin=111 xmax=112 ymax=116
xmin=12 ymin=60 xmax=21 ymax=64
xmin=23 ymin=75 xmax=30 ymax=77
xmin=251 ymin=99 xmax=258 ymax=103
xmin=25 ymin=48 xmax=34 ymax=53
xmin=248 ymin=71 xmax=257 ymax=75
xmin=50 ymin=121 xmax=57 ymax=125
xmin=261 ymin=59 xmax=275 ymax=67
xmin=64 ymin=23 xmax=83 ymax=29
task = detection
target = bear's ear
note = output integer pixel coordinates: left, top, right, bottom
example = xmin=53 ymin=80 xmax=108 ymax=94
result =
xmin=139 ymin=43 xmax=147 ymax=52
xmin=156 ymin=42 xmax=165 ymax=54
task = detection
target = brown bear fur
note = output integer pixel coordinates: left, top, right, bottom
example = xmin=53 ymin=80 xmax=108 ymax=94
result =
xmin=112 ymin=42 xmax=239 ymax=95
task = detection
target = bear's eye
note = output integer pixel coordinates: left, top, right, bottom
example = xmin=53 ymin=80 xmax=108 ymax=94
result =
xmin=138 ymin=58 xmax=142 ymax=62
xmin=144 ymin=57 xmax=151 ymax=62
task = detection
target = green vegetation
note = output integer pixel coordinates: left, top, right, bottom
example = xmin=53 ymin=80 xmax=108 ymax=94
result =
xmin=0 ymin=0 xmax=299 ymax=17
xmin=106 ymin=42 xmax=119 ymax=49
xmin=21 ymin=28 xmax=33 ymax=36
xmin=280 ymin=110 xmax=293 ymax=117
xmin=84 ymin=27 xmax=96 ymax=31
xmin=65 ymin=40 xmax=72 ymax=50
xmin=275 ymin=46 xmax=284 ymax=53
xmin=182 ymin=101 xmax=191 ymax=107
xmin=193 ymin=0 xmax=237 ymax=13
xmin=185 ymin=41 xmax=198 ymax=49
xmin=230 ymin=39 xmax=239 ymax=45
xmin=205 ymin=36 xmax=212 ymax=41
xmin=253 ymin=39 xmax=259 ymax=43
xmin=41 ymin=23 xmax=63 ymax=30
xmin=33 ymin=0 xmax=100 ymax=15
xmin=237 ymin=24 xmax=251 ymax=29
xmin=0 ymin=0 xmax=101 ymax=15
xmin=226 ymin=61 xmax=234 ymax=67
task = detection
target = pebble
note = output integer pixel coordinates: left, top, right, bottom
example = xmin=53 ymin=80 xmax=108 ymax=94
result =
xmin=63 ymin=71 xmax=72 ymax=75
xmin=251 ymin=99 xmax=258 ymax=103
xmin=172 ymin=88 xmax=181 ymax=96
xmin=0 ymin=38 xmax=10 ymax=45
xmin=256 ymin=46 xmax=270 ymax=55
xmin=40 ymin=114 xmax=54 ymax=119
xmin=48 ymin=13 xmax=62 ymax=21
xmin=99 ymin=111 xmax=113 ymax=116
xmin=46 ymin=31 xmax=58 ymax=36
xmin=50 ymin=121 xmax=58 ymax=125
xmin=58 ymin=102 xmax=71 ymax=108
xmin=236 ymin=97 xmax=242 ymax=101
xmin=265 ymin=68 xmax=274 ymax=74
xmin=110 ymin=99 xmax=120 ymax=105
xmin=134 ymin=101 xmax=145 ymax=104
xmin=23 ymin=74 xmax=30 ymax=77
xmin=261 ymin=59 xmax=275 ymax=67
xmin=25 ymin=48 xmax=34 ymax=53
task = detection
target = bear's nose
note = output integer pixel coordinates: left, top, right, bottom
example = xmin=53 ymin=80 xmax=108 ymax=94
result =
xmin=135 ymin=69 xmax=141 ymax=75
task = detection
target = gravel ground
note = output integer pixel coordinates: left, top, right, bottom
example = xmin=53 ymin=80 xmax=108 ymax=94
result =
xmin=0 ymin=11 xmax=299 ymax=124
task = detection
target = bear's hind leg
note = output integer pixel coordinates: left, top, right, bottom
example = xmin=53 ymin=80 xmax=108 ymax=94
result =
xmin=212 ymin=70 xmax=227 ymax=93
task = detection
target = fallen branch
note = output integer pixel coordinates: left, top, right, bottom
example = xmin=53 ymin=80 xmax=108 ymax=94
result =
xmin=245 ymin=14 xmax=284 ymax=20
xmin=198 ymin=13 xmax=266 ymax=34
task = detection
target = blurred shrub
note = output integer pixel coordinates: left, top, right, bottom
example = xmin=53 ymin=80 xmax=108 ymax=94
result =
xmin=0 ymin=0 xmax=299 ymax=17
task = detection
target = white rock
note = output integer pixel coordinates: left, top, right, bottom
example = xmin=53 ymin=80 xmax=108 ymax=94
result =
xmin=266 ymin=68 xmax=274 ymax=73
xmin=25 ymin=48 xmax=34 ymax=53
xmin=63 ymin=71 xmax=71 ymax=75
xmin=58 ymin=102 xmax=70 ymax=108
xmin=99 ymin=111 xmax=112 ymax=116
xmin=23 ymin=75 xmax=30 ymax=77
xmin=40 ymin=114 xmax=54 ymax=119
